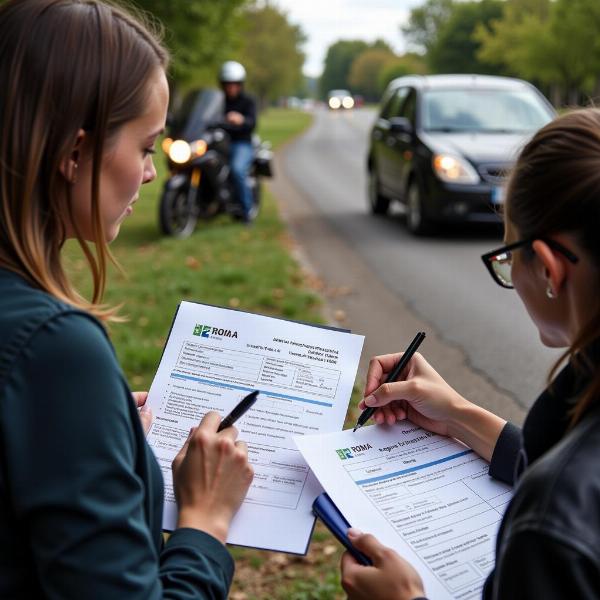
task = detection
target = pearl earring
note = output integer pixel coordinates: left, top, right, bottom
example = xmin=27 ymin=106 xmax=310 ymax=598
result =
xmin=546 ymin=285 xmax=555 ymax=299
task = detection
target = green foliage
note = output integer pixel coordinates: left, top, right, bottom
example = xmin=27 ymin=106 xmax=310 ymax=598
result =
xmin=319 ymin=40 xmax=369 ymax=97
xmin=427 ymin=0 xmax=504 ymax=74
xmin=476 ymin=0 xmax=600 ymax=102
xmin=131 ymin=0 xmax=247 ymax=89
xmin=402 ymin=0 xmax=503 ymax=75
xmin=320 ymin=39 xmax=397 ymax=98
xmin=377 ymin=54 xmax=428 ymax=95
xmin=235 ymin=2 xmax=306 ymax=108
xmin=348 ymin=48 xmax=397 ymax=101
xmin=402 ymin=0 xmax=454 ymax=54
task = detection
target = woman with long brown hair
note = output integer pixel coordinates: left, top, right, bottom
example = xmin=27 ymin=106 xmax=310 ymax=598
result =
xmin=339 ymin=108 xmax=600 ymax=599
xmin=0 ymin=0 xmax=253 ymax=597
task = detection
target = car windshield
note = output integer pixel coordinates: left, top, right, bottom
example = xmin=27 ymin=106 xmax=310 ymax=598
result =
xmin=422 ymin=88 xmax=553 ymax=133
xmin=329 ymin=89 xmax=351 ymax=97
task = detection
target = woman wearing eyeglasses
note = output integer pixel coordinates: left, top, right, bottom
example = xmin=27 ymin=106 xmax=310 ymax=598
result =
xmin=340 ymin=108 xmax=600 ymax=600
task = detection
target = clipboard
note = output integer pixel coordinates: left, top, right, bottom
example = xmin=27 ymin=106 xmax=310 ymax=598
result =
xmin=312 ymin=492 xmax=372 ymax=565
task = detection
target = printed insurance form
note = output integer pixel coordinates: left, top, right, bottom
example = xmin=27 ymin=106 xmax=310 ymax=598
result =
xmin=145 ymin=301 xmax=364 ymax=553
xmin=295 ymin=424 xmax=512 ymax=599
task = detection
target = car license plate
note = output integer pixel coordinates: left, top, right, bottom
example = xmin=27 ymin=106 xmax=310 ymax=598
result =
xmin=492 ymin=186 xmax=504 ymax=205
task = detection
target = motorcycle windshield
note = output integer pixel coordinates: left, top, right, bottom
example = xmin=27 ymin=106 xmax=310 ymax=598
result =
xmin=171 ymin=89 xmax=225 ymax=141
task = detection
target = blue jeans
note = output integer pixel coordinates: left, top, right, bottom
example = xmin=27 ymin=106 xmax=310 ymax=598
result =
xmin=230 ymin=141 xmax=253 ymax=218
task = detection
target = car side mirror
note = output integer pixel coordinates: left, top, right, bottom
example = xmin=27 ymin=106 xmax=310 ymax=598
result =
xmin=389 ymin=116 xmax=413 ymax=135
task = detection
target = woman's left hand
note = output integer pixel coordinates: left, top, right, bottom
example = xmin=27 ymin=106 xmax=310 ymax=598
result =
xmin=132 ymin=391 xmax=152 ymax=435
xmin=341 ymin=529 xmax=425 ymax=600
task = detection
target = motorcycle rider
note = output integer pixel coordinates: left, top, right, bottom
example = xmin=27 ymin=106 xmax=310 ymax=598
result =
xmin=219 ymin=61 xmax=257 ymax=223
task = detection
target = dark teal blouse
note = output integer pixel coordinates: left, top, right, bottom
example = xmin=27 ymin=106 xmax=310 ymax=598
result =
xmin=0 ymin=268 xmax=234 ymax=599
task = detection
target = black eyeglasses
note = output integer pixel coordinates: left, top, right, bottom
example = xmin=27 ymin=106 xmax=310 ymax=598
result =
xmin=481 ymin=238 xmax=579 ymax=289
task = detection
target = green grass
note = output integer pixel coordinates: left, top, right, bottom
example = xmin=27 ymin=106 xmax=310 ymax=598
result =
xmin=65 ymin=108 xmax=317 ymax=389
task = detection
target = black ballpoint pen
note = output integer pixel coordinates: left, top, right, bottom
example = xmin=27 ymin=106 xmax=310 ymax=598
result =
xmin=217 ymin=390 xmax=259 ymax=432
xmin=353 ymin=332 xmax=426 ymax=432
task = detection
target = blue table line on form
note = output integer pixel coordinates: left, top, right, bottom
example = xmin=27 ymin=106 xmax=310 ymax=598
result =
xmin=169 ymin=373 xmax=334 ymax=407
xmin=355 ymin=449 xmax=474 ymax=485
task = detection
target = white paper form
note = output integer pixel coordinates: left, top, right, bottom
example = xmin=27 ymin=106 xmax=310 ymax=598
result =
xmin=295 ymin=423 xmax=512 ymax=599
xmin=145 ymin=301 xmax=364 ymax=553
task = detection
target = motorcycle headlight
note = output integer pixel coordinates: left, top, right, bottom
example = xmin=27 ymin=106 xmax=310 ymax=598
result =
xmin=342 ymin=96 xmax=354 ymax=109
xmin=168 ymin=140 xmax=191 ymax=164
xmin=432 ymin=154 xmax=480 ymax=184
xmin=329 ymin=97 xmax=341 ymax=109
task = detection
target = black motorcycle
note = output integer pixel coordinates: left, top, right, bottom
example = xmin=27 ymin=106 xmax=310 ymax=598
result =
xmin=159 ymin=88 xmax=273 ymax=238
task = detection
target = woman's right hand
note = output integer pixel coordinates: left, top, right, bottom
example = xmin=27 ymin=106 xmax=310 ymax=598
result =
xmin=359 ymin=352 xmax=467 ymax=435
xmin=172 ymin=411 xmax=254 ymax=544
xmin=359 ymin=352 xmax=506 ymax=461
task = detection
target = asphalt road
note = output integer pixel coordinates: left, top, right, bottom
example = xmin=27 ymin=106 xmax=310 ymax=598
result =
xmin=277 ymin=108 xmax=560 ymax=412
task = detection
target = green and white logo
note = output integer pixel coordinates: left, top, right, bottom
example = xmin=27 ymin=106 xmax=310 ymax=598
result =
xmin=193 ymin=324 xmax=238 ymax=339
xmin=193 ymin=324 xmax=212 ymax=338
xmin=336 ymin=448 xmax=353 ymax=460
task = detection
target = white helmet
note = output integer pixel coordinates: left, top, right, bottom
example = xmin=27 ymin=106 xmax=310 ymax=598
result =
xmin=219 ymin=61 xmax=246 ymax=83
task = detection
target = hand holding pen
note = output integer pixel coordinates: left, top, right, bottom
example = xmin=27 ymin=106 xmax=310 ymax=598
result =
xmin=172 ymin=395 xmax=257 ymax=542
xmin=354 ymin=335 xmax=480 ymax=440
xmin=353 ymin=332 xmax=426 ymax=431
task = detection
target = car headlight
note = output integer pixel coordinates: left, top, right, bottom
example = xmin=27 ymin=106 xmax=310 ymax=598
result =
xmin=432 ymin=154 xmax=480 ymax=184
xmin=168 ymin=140 xmax=192 ymax=164
xmin=342 ymin=96 xmax=354 ymax=109
xmin=329 ymin=97 xmax=341 ymax=109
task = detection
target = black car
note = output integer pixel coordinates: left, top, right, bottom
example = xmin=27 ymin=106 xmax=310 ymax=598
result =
xmin=367 ymin=75 xmax=556 ymax=234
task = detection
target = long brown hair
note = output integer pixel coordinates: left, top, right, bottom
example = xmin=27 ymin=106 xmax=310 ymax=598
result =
xmin=506 ymin=108 xmax=600 ymax=425
xmin=0 ymin=0 xmax=168 ymax=319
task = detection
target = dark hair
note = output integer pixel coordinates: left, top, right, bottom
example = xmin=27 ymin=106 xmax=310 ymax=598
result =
xmin=0 ymin=0 xmax=169 ymax=319
xmin=506 ymin=108 xmax=600 ymax=425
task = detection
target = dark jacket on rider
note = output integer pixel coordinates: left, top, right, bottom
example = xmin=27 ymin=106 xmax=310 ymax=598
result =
xmin=223 ymin=91 xmax=256 ymax=143
xmin=483 ymin=345 xmax=600 ymax=599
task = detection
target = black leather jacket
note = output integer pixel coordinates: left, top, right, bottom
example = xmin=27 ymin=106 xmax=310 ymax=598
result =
xmin=482 ymin=356 xmax=600 ymax=599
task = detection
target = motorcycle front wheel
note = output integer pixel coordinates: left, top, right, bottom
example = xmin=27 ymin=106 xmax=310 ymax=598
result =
xmin=159 ymin=185 xmax=198 ymax=238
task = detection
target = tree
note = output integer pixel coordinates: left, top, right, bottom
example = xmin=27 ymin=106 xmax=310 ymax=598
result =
xmin=319 ymin=39 xmax=395 ymax=98
xmin=401 ymin=0 xmax=454 ymax=55
xmin=348 ymin=48 xmax=397 ymax=101
xmin=427 ymin=0 xmax=504 ymax=74
xmin=235 ymin=2 xmax=305 ymax=107
xmin=319 ymin=40 xmax=369 ymax=97
xmin=476 ymin=0 xmax=600 ymax=104
xmin=133 ymin=0 xmax=247 ymax=91
xmin=378 ymin=54 xmax=428 ymax=94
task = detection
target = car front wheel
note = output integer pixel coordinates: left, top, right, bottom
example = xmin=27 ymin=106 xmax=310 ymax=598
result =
xmin=406 ymin=180 xmax=433 ymax=235
xmin=368 ymin=168 xmax=390 ymax=215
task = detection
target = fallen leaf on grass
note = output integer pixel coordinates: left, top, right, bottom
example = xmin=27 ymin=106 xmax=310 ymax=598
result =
xmin=184 ymin=256 xmax=201 ymax=270
xmin=333 ymin=309 xmax=347 ymax=323
xmin=270 ymin=554 xmax=289 ymax=568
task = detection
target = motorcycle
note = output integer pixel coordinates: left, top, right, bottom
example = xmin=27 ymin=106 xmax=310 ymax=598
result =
xmin=158 ymin=88 xmax=273 ymax=238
